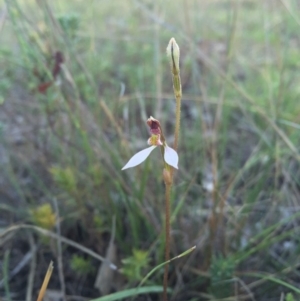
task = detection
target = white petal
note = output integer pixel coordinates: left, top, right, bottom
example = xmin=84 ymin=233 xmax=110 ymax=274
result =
xmin=164 ymin=146 xmax=179 ymax=169
xmin=122 ymin=146 xmax=157 ymax=170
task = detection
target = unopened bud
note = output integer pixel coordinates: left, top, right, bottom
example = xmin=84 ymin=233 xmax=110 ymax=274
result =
xmin=166 ymin=38 xmax=180 ymax=74
xmin=163 ymin=168 xmax=172 ymax=185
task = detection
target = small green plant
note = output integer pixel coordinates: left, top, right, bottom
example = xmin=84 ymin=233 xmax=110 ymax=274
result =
xmin=120 ymin=249 xmax=150 ymax=283
xmin=70 ymin=255 xmax=95 ymax=276
xmin=50 ymin=166 xmax=77 ymax=194
xmin=57 ymin=13 xmax=80 ymax=39
xmin=30 ymin=203 xmax=56 ymax=230
xmin=209 ymin=255 xmax=235 ymax=298
xmin=285 ymin=293 xmax=296 ymax=301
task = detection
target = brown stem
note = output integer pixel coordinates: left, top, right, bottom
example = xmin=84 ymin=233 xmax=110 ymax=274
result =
xmin=163 ymin=182 xmax=171 ymax=301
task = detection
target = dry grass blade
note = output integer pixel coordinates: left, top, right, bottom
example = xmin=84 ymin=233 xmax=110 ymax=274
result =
xmin=36 ymin=261 xmax=54 ymax=301
xmin=94 ymin=216 xmax=117 ymax=295
xmin=100 ymin=99 xmax=127 ymax=146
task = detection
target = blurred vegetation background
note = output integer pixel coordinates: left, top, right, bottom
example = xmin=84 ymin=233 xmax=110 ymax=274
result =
xmin=1 ymin=0 xmax=300 ymax=300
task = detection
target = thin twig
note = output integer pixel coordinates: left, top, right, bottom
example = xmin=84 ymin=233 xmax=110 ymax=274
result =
xmin=26 ymin=233 xmax=37 ymax=301
xmin=53 ymin=198 xmax=66 ymax=301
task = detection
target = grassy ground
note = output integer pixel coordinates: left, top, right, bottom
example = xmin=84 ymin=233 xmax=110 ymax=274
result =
xmin=1 ymin=0 xmax=300 ymax=300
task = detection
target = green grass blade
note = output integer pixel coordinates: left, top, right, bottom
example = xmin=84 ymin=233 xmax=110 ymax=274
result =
xmin=138 ymin=246 xmax=196 ymax=287
xmin=89 ymin=286 xmax=168 ymax=301
xmin=244 ymin=272 xmax=300 ymax=295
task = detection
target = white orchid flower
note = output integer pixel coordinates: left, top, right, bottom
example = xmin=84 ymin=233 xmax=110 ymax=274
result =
xmin=122 ymin=117 xmax=179 ymax=170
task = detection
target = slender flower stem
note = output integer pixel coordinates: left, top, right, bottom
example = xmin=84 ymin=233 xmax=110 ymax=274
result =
xmin=163 ymin=182 xmax=171 ymax=301
xmin=163 ymin=38 xmax=182 ymax=301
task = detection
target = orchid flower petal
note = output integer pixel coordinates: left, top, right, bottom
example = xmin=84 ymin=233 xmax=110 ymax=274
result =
xmin=164 ymin=146 xmax=179 ymax=169
xmin=122 ymin=146 xmax=157 ymax=170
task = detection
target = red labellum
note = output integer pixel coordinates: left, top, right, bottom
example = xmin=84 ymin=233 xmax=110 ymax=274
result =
xmin=147 ymin=116 xmax=161 ymax=135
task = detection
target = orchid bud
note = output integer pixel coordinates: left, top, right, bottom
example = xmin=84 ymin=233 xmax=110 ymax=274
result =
xmin=166 ymin=38 xmax=180 ymax=74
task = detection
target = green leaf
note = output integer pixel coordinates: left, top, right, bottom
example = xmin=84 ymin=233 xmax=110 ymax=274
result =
xmin=89 ymin=286 xmax=169 ymax=301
